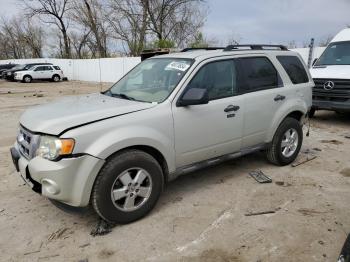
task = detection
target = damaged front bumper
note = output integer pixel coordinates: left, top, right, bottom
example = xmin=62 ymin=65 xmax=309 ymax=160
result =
xmin=10 ymin=143 xmax=105 ymax=207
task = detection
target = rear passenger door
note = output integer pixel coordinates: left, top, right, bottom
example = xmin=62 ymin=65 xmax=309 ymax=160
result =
xmin=237 ymin=56 xmax=288 ymax=148
xmin=43 ymin=66 xmax=54 ymax=79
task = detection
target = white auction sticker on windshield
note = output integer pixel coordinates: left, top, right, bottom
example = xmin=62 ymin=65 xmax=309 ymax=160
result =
xmin=165 ymin=61 xmax=190 ymax=71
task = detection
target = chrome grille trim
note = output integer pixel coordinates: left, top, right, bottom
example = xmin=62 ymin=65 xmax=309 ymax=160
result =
xmin=17 ymin=127 xmax=40 ymax=159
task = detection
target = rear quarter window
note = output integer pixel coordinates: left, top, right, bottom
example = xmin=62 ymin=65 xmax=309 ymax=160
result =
xmin=53 ymin=66 xmax=61 ymax=70
xmin=277 ymin=56 xmax=309 ymax=84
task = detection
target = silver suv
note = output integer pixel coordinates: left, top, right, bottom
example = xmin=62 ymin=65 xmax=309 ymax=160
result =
xmin=10 ymin=45 xmax=313 ymax=223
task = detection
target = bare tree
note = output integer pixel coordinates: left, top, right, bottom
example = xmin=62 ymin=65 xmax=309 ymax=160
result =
xmin=72 ymin=0 xmax=108 ymax=57
xmin=318 ymin=35 xmax=333 ymax=47
xmin=146 ymin=0 xmax=205 ymax=48
xmin=23 ymin=0 xmax=72 ymax=58
xmin=69 ymin=29 xmax=91 ymax=58
xmin=0 ymin=16 xmax=44 ymax=59
xmin=107 ymin=0 xmax=148 ymax=56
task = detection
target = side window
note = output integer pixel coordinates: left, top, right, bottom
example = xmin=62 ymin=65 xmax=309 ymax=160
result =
xmin=277 ymin=56 xmax=309 ymax=84
xmin=186 ymin=60 xmax=237 ymax=100
xmin=45 ymin=66 xmax=53 ymax=70
xmin=34 ymin=66 xmax=44 ymax=71
xmin=238 ymin=57 xmax=279 ymax=93
xmin=53 ymin=66 xmax=60 ymax=70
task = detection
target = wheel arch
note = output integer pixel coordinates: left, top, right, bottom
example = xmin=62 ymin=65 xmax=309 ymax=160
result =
xmin=104 ymin=145 xmax=170 ymax=184
xmin=266 ymin=108 xmax=307 ymax=143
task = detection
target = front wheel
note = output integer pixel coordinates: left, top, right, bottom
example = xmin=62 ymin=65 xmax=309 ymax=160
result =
xmin=22 ymin=75 xmax=32 ymax=83
xmin=266 ymin=117 xmax=303 ymax=166
xmin=92 ymin=150 xmax=164 ymax=224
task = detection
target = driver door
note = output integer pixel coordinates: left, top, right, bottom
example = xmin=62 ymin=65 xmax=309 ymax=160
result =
xmin=172 ymin=58 xmax=244 ymax=167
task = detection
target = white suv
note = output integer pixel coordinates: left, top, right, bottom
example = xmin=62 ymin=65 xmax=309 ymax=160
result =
xmin=14 ymin=65 xmax=64 ymax=83
xmin=10 ymin=45 xmax=313 ymax=224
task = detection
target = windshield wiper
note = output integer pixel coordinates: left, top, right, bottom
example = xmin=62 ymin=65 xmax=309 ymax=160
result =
xmin=110 ymin=93 xmax=136 ymax=101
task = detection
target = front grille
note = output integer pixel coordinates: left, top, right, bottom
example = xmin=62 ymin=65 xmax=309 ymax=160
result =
xmin=313 ymin=78 xmax=350 ymax=102
xmin=17 ymin=126 xmax=40 ymax=159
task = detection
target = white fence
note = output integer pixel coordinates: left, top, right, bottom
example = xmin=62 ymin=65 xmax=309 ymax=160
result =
xmin=0 ymin=47 xmax=326 ymax=83
xmin=0 ymin=57 xmax=141 ymax=83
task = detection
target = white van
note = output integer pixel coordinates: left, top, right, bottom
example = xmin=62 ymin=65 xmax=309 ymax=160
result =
xmin=309 ymin=28 xmax=350 ymax=116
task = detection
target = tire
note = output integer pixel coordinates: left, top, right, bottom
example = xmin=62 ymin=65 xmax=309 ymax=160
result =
xmin=308 ymin=107 xmax=316 ymax=118
xmin=92 ymin=150 xmax=164 ymax=224
xmin=52 ymin=74 xmax=60 ymax=82
xmin=266 ymin=117 xmax=303 ymax=166
xmin=22 ymin=75 xmax=32 ymax=83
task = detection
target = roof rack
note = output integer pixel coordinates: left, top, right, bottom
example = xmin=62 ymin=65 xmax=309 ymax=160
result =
xmin=181 ymin=47 xmax=225 ymax=52
xmin=223 ymin=44 xmax=288 ymax=51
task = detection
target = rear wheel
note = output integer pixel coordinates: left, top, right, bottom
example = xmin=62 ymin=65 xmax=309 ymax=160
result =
xmin=266 ymin=117 xmax=303 ymax=166
xmin=22 ymin=75 xmax=32 ymax=83
xmin=92 ymin=150 xmax=163 ymax=224
xmin=52 ymin=74 xmax=60 ymax=82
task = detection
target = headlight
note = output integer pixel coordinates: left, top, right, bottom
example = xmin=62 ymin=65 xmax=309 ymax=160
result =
xmin=36 ymin=136 xmax=75 ymax=160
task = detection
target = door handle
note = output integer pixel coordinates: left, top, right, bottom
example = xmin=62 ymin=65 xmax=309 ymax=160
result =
xmin=274 ymin=95 xmax=286 ymax=101
xmin=224 ymin=105 xmax=240 ymax=112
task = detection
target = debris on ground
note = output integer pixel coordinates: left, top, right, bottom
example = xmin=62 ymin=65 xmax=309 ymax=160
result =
xmin=320 ymin=139 xmax=343 ymax=145
xmin=312 ymin=147 xmax=322 ymax=151
xmin=79 ymin=243 xmax=90 ymax=248
xmin=340 ymin=168 xmax=350 ymax=177
xmin=275 ymin=181 xmax=292 ymax=187
xmin=90 ymin=219 xmax=114 ymax=237
xmin=0 ymin=208 xmax=4 ymax=213
xmin=291 ymin=155 xmax=317 ymax=167
xmin=245 ymin=210 xmax=276 ymax=216
xmin=48 ymin=227 xmax=70 ymax=241
xmin=249 ymin=170 xmax=272 ymax=183
xmin=337 ymin=234 xmax=350 ymax=262
xmin=36 ymin=93 xmax=44 ymax=97
xmin=297 ymin=208 xmax=327 ymax=216
xmin=24 ymin=250 xmax=41 ymax=256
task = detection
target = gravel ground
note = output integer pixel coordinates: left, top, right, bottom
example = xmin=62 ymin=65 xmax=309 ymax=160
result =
xmin=0 ymin=79 xmax=349 ymax=262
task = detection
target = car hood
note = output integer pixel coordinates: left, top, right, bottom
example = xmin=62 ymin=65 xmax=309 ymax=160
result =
xmin=310 ymin=65 xmax=350 ymax=79
xmin=20 ymin=93 xmax=155 ymax=135
xmin=6 ymin=68 xmax=27 ymax=73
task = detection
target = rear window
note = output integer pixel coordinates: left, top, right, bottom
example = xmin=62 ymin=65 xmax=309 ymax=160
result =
xmin=53 ymin=66 xmax=61 ymax=70
xmin=277 ymin=56 xmax=309 ymax=84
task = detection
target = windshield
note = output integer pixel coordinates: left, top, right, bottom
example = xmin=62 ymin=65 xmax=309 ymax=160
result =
xmin=107 ymin=58 xmax=193 ymax=103
xmin=315 ymin=41 xmax=350 ymax=66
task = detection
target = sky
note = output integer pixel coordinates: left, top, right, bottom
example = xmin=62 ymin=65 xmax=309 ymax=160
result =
xmin=204 ymin=0 xmax=350 ymax=46
xmin=1 ymin=0 xmax=350 ymax=47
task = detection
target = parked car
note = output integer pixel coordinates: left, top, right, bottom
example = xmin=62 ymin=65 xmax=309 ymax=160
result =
xmin=10 ymin=45 xmax=312 ymax=223
xmin=0 ymin=63 xmax=17 ymax=78
xmin=309 ymin=28 xmax=350 ymax=117
xmin=14 ymin=65 xmax=64 ymax=83
xmin=3 ymin=63 xmax=53 ymax=81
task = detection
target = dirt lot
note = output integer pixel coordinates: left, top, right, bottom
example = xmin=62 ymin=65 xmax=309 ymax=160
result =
xmin=0 ymin=79 xmax=349 ymax=262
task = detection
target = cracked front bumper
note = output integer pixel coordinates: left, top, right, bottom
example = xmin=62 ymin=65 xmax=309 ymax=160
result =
xmin=10 ymin=144 xmax=105 ymax=207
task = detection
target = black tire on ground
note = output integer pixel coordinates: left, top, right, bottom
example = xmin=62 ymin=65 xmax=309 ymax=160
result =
xmin=308 ymin=107 xmax=316 ymax=118
xmin=92 ymin=150 xmax=164 ymax=224
xmin=52 ymin=74 xmax=60 ymax=82
xmin=22 ymin=75 xmax=32 ymax=83
xmin=266 ymin=117 xmax=303 ymax=166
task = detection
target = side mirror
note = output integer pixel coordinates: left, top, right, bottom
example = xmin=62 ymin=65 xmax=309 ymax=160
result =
xmin=312 ymin=58 xmax=318 ymax=66
xmin=177 ymin=88 xmax=209 ymax=107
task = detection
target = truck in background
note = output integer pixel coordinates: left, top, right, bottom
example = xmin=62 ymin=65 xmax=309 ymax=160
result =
xmin=309 ymin=28 xmax=350 ymax=117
